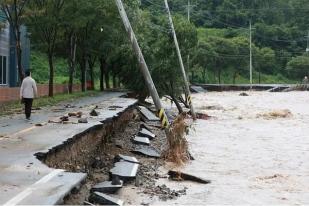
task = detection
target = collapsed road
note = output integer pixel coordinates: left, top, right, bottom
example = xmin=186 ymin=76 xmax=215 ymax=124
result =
xmin=0 ymin=93 xmax=138 ymax=205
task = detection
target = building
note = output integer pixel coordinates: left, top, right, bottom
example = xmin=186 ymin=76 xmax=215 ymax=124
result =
xmin=0 ymin=11 xmax=30 ymax=87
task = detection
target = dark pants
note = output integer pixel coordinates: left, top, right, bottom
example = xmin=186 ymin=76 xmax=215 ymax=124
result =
xmin=24 ymin=98 xmax=33 ymax=119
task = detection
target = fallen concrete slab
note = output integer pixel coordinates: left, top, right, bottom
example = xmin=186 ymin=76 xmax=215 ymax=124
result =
xmin=138 ymin=128 xmax=156 ymax=140
xmin=191 ymin=86 xmax=207 ymax=93
xmin=91 ymin=180 xmax=123 ymax=194
xmin=89 ymin=192 xmax=123 ymax=206
xmin=133 ymin=136 xmax=150 ymax=145
xmin=131 ymin=145 xmax=161 ymax=158
xmin=138 ymin=106 xmax=160 ymax=121
xmin=110 ymin=161 xmax=139 ymax=181
xmin=115 ymin=154 xmax=139 ymax=164
xmin=168 ymin=170 xmax=211 ymax=184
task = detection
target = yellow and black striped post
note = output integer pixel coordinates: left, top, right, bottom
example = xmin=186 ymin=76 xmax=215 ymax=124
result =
xmin=187 ymin=95 xmax=192 ymax=106
xmin=158 ymin=108 xmax=169 ymax=129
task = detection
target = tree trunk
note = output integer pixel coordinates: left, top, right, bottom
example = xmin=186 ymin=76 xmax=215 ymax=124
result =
xmin=202 ymin=68 xmax=207 ymax=83
xmin=48 ymin=53 xmax=54 ymax=97
xmin=258 ymin=68 xmax=261 ymax=84
xmin=218 ymin=67 xmax=221 ymax=84
xmin=233 ymin=71 xmax=237 ymax=84
xmin=88 ymin=59 xmax=95 ymax=90
xmin=16 ymin=29 xmax=24 ymax=82
xmin=68 ymin=34 xmax=76 ymax=94
xmin=112 ymin=73 xmax=117 ymax=88
xmin=80 ymin=57 xmax=86 ymax=92
xmin=171 ymin=95 xmax=183 ymax=114
xmin=99 ymin=57 xmax=105 ymax=91
xmin=105 ymin=66 xmax=110 ymax=89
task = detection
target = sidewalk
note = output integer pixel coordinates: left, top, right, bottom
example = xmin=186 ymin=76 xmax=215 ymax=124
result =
xmin=0 ymin=92 xmax=137 ymax=205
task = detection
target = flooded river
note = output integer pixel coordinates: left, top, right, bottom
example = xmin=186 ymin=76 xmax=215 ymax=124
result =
xmin=153 ymin=91 xmax=309 ymax=205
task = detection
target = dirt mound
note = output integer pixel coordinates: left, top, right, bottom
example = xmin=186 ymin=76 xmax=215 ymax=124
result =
xmin=257 ymin=109 xmax=292 ymax=119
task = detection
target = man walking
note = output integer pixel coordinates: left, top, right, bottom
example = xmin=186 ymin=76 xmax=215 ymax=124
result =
xmin=20 ymin=71 xmax=38 ymax=120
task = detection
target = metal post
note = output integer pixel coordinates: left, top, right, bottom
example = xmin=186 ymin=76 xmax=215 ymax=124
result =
xmin=115 ymin=0 xmax=169 ymax=128
xmin=164 ymin=0 xmax=197 ymax=120
xmin=249 ymin=20 xmax=253 ymax=89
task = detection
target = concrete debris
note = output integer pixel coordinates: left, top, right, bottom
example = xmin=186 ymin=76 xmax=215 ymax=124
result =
xmin=131 ymin=146 xmax=161 ymax=158
xmin=89 ymin=192 xmax=123 ymax=206
xmin=90 ymin=109 xmax=99 ymax=116
xmin=84 ymin=201 xmax=95 ymax=205
xmin=133 ymin=136 xmax=150 ymax=145
xmin=239 ymin=92 xmax=249 ymax=96
xmin=60 ymin=115 xmax=69 ymax=122
xmin=168 ymin=170 xmax=211 ymax=184
xmin=78 ymin=118 xmax=88 ymax=123
xmin=109 ymin=106 xmax=123 ymax=110
xmin=91 ymin=180 xmax=123 ymax=194
xmin=191 ymin=86 xmax=207 ymax=93
xmin=115 ymin=154 xmax=139 ymax=164
xmin=138 ymin=106 xmax=160 ymax=121
xmin=68 ymin=111 xmax=83 ymax=118
xmin=140 ymin=123 xmax=153 ymax=131
xmin=138 ymin=128 xmax=156 ymax=140
xmin=35 ymin=122 xmax=47 ymax=127
xmin=110 ymin=161 xmax=139 ymax=181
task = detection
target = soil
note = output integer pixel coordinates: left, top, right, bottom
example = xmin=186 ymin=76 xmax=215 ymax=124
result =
xmin=60 ymin=108 xmax=183 ymax=205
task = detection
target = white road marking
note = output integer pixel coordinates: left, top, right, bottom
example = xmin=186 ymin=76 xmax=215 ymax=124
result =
xmin=3 ymin=169 xmax=64 ymax=206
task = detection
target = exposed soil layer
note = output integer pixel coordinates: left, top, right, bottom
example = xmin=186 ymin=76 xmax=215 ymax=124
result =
xmin=34 ymin=104 xmax=175 ymax=205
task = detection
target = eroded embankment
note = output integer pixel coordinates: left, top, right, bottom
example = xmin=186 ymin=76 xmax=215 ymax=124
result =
xmin=32 ymin=102 xmax=171 ymax=205
xmin=35 ymin=104 xmax=136 ymax=172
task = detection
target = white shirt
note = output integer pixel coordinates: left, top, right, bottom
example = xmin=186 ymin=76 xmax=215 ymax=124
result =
xmin=20 ymin=77 xmax=38 ymax=99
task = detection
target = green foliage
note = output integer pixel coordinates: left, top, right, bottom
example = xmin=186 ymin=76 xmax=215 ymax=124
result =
xmin=287 ymin=55 xmax=309 ymax=79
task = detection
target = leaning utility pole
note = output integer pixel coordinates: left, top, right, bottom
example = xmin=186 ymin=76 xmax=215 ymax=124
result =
xmin=115 ymin=0 xmax=169 ymax=128
xmin=164 ymin=0 xmax=197 ymax=120
xmin=249 ymin=20 xmax=253 ymax=88
xmin=187 ymin=0 xmax=191 ymax=82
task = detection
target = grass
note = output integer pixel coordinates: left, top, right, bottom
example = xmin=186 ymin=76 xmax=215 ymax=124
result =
xmin=0 ymin=90 xmax=100 ymax=117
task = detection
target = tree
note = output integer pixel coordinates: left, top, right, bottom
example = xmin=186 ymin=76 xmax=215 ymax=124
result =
xmin=287 ymin=55 xmax=309 ymax=79
xmin=1 ymin=0 xmax=28 ymax=81
xmin=27 ymin=0 xmax=65 ymax=97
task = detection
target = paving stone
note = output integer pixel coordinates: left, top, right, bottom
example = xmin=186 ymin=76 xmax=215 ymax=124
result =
xmin=138 ymin=128 xmax=156 ymax=140
xmin=91 ymin=180 xmax=123 ymax=194
xmin=115 ymin=154 xmax=139 ymax=164
xmin=138 ymin=106 xmax=160 ymax=121
xmin=133 ymin=136 xmax=150 ymax=145
xmin=131 ymin=145 xmax=161 ymax=158
xmin=89 ymin=192 xmax=123 ymax=206
xmin=110 ymin=161 xmax=139 ymax=181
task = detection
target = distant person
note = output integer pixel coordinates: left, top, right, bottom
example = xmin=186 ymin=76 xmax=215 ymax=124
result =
xmin=20 ymin=71 xmax=38 ymax=120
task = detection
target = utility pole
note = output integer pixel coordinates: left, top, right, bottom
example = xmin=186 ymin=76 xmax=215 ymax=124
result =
xmin=164 ymin=0 xmax=196 ymax=120
xmin=187 ymin=0 xmax=190 ymax=83
xmin=187 ymin=0 xmax=190 ymax=22
xmin=115 ymin=0 xmax=169 ymax=128
xmin=249 ymin=20 xmax=253 ymax=88
xmin=306 ymin=30 xmax=309 ymax=53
